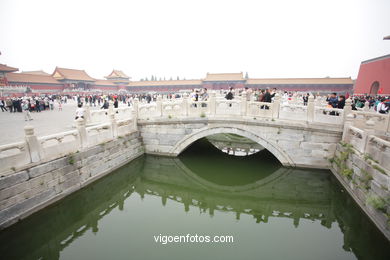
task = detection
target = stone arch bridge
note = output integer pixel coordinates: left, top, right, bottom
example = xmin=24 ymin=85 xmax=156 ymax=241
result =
xmin=139 ymin=117 xmax=342 ymax=168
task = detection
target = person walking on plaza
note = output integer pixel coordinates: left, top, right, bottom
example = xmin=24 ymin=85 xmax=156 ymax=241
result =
xmin=58 ymin=101 xmax=62 ymax=111
xmin=5 ymin=98 xmax=12 ymax=112
xmin=22 ymin=100 xmax=33 ymax=121
xmin=0 ymin=99 xmax=7 ymax=112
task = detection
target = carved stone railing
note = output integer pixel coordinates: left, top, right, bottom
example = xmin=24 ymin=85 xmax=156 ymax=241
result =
xmin=0 ymin=111 xmax=137 ymax=175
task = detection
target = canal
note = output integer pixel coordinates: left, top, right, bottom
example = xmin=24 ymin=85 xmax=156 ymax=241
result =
xmin=0 ymin=139 xmax=389 ymax=260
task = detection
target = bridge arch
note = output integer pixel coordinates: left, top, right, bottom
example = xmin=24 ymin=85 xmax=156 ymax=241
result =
xmin=169 ymin=126 xmax=295 ymax=167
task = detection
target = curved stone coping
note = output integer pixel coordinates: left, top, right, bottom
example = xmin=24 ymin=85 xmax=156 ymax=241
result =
xmin=138 ymin=117 xmax=343 ymax=135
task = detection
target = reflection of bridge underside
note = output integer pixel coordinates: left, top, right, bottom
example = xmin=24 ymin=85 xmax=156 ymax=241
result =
xmin=1 ymin=156 xmax=387 ymax=260
xmin=138 ymin=156 xmax=335 ymax=227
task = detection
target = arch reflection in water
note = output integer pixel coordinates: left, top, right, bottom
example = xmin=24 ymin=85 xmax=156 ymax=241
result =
xmin=0 ymin=139 xmax=389 ymax=260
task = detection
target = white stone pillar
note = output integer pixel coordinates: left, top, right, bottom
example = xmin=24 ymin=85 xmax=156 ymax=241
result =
xmin=307 ymin=95 xmax=315 ymax=122
xmin=108 ymin=100 xmax=114 ymax=115
xmin=363 ymin=101 xmax=370 ymax=112
xmin=156 ymin=95 xmax=162 ymax=117
xmin=362 ymin=119 xmax=375 ymax=153
xmin=342 ymin=114 xmax=354 ymax=142
xmin=84 ymin=103 xmax=91 ymax=124
xmin=182 ymin=93 xmax=188 ymax=116
xmin=75 ymin=118 xmax=88 ymax=148
xmin=131 ymin=109 xmax=138 ymax=131
xmin=24 ymin=125 xmax=43 ymax=163
xmin=110 ymin=113 xmax=118 ymax=138
xmin=133 ymin=98 xmax=139 ymax=118
xmin=241 ymin=91 xmax=247 ymax=116
xmin=272 ymin=93 xmax=280 ymax=119
xmin=209 ymin=91 xmax=216 ymax=116
xmin=343 ymin=98 xmax=352 ymax=123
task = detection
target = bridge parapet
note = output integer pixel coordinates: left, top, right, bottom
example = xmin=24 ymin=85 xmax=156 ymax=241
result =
xmin=0 ymin=115 xmax=137 ymax=174
xmin=134 ymin=92 xmax=346 ymax=126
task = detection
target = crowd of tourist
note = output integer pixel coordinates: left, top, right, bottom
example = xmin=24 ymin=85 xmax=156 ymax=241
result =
xmin=1 ymin=89 xmax=389 ymax=122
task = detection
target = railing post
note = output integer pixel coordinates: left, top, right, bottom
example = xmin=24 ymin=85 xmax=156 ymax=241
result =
xmin=108 ymin=100 xmax=114 ymax=115
xmin=342 ymin=114 xmax=354 ymax=142
xmin=84 ymin=103 xmax=91 ymax=124
xmin=307 ymin=95 xmax=314 ymax=122
xmin=24 ymin=125 xmax=43 ymax=163
xmin=131 ymin=109 xmax=138 ymax=131
xmin=386 ymin=112 xmax=390 ymax=133
xmin=156 ymin=95 xmax=162 ymax=117
xmin=363 ymin=101 xmax=370 ymax=112
xmin=362 ymin=119 xmax=375 ymax=153
xmin=272 ymin=93 xmax=280 ymax=119
xmin=241 ymin=91 xmax=247 ymax=116
xmin=182 ymin=93 xmax=188 ymax=116
xmin=75 ymin=118 xmax=88 ymax=148
xmin=343 ymin=98 xmax=352 ymax=124
xmin=109 ymin=113 xmax=118 ymax=138
xmin=133 ymin=98 xmax=139 ymax=117
xmin=209 ymin=91 xmax=216 ymax=116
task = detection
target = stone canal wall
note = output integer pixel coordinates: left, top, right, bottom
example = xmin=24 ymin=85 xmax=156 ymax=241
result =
xmin=330 ymin=121 xmax=390 ymax=240
xmin=0 ymin=128 xmax=143 ymax=229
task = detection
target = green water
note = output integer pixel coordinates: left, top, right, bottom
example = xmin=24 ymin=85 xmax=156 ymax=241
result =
xmin=0 ymin=139 xmax=389 ymax=260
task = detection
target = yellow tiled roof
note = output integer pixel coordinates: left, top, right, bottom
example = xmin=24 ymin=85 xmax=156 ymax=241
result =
xmin=246 ymin=77 xmax=353 ymax=85
xmin=204 ymin=72 xmax=244 ymax=81
xmin=129 ymin=80 xmax=202 ymax=87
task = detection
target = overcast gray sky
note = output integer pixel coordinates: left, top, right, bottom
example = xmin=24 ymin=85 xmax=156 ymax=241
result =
xmin=0 ymin=0 xmax=389 ymax=80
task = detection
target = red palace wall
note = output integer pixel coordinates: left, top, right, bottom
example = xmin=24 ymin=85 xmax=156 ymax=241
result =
xmin=354 ymin=55 xmax=390 ymax=95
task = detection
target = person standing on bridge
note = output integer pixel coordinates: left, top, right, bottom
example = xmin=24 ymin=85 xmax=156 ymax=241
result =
xmin=225 ymin=87 xmax=234 ymax=100
xmin=75 ymin=103 xmax=85 ymax=120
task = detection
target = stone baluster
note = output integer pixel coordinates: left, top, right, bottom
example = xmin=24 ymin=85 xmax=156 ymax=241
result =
xmin=386 ymin=112 xmax=390 ymax=133
xmin=84 ymin=103 xmax=91 ymax=124
xmin=24 ymin=125 xmax=43 ymax=163
xmin=363 ymin=101 xmax=370 ymax=112
xmin=108 ymin=100 xmax=114 ymax=115
xmin=75 ymin=118 xmax=88 ymax=148
xmin=209 ymin=91 xmax=216 ymax=116
xmin=156 ymin=95 xmax=162 ymax=117
xmin=307 ymin=95 xmax=315 ymax=122
xmin=131 ymin=109 xmax=138 ymax=131
xmin=343 ymin=98 xmax=352 ymax=123
xmin=182 ymin=93 xmax=188 ymax=116
xmin=133 ymin=98 xmax=139 ymax=117
xmin=342 ymin=113 xmax=354 ymax=142
xmin=109 ymin=113 xmax=118 ymax=138
xmin=362 ymin=119 xmax=375 ymax=153
xmin=272 ymin=93 xmax=280 ymax=119
xmin=241 ymin=91 xmax=247 ymax=116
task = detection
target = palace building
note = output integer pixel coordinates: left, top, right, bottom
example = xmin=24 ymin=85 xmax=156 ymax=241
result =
xmin=0 ymin=64 xmax=354 ymax=96
xmin=354 ymin=54 xmax=390 ymax=95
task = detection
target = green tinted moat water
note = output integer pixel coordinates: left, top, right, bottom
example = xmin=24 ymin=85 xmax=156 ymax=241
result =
xmin=0 ymin=139 xmax=389 ymax=260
